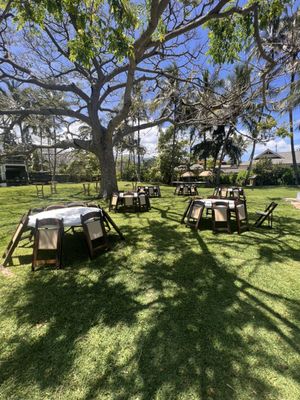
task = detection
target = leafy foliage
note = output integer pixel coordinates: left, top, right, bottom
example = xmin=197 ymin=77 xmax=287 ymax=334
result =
xmin=157 ymin=126 xmax=187 ymax=183
xmin=206 ymin=0 xmax=291 ymax=64
xmin=13 ymin=0 xmax=139 ymax=65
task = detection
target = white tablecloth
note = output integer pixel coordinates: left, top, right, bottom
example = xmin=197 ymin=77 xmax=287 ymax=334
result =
xmin=118 ymin=192 xmax=139 ymax=198
xmin=195 ymin=198 xmax=236 ymax=209
xmin=28 ymin=206 xmax=100 ymax=228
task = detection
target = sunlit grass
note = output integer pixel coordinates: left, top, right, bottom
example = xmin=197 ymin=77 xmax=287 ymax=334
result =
xmin=0 ymin=183 xmax=299 ymax=400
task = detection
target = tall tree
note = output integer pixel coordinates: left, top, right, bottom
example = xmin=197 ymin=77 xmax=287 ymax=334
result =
xmin=0 ymin=0 xmax=288 ymax=197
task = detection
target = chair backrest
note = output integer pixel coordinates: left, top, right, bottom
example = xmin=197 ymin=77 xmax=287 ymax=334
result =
xmin=265 ymin=202 xmax=278 ymax=213
xmin=81 ymin=211 xmax=105 ymax=241
xmin=35 ymin=218 xmax=63 ymax=250
xmin=111 ymin=194 xmax=119 ymax=206
xmin=45 ymin=204 xmax=66 ymax=211
xmin=148 ymin=187 xmax=154 ymax=195
xmin=213 ymin=202 xmax=229 ymax=221
xmin=124 ymin=195 xmax=134 ymax=206
xmin=183 ymin=186 xmax=189 ymax=194
xmin=189 ymin=201 xmax=204 ymax=220
xmin=232 ymin=189 xmax=240 ymax=199
xmin=220 ymin=188 xmax=228 ymax=198
xmin=236 ymin=203 xmax=247 ymax=220
xmin=138 ymin=194 xmax=147 ymax=205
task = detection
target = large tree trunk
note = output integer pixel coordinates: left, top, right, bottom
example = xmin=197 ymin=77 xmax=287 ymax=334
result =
xmin=95 ymin=131 xmax=118 ymax=199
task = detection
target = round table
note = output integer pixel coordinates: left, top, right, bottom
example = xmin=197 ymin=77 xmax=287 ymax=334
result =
xmin=28 ymin=206 xmax=100 ymax=228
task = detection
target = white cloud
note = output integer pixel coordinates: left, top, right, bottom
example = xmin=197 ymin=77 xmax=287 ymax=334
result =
xmin=254 ymin=138 xmax=291 ymax=155
xmin=140 ymin=125 xmax=160 ymax=157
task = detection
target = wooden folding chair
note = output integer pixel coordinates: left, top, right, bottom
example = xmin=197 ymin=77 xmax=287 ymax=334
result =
xmin=81 ymin=211 xmax=109 ymax=258
xmin=153 ymin=186 xmax=161 ymax=197
xmin=148 ymin=186 xmax=155 ymax=197
xmin=186 ymin=200 xmax=205 ymax=229
xmin=123 ymin=194 xmax=136 ymax=211
xmin=32 ymin=218 xmax=64 ymax=271
xmin=174 ymin=185 xmax=181 ymax=195
xmin=138 ymin=193 xmax=150 ymax=211
xmin=183 ymin=185 xmax=189 ymax=195
xmin=180 ymin=198 xmax=193 ymax=224
xmin=190 ymin=185 xmax=198 ymax=196
xmin=235 ymin=202 xmax=249 ymax=234
xmin=35 ymin=184 xmax=45 ymax=198
xmin=212 ymin=201 xmax=231 ymax=233
xmin=231 ymin=188 xmax=240 ymax=200
xmin=109 ymin=193 xmax=119 ymax=212
xmin=2 ymin=209 xmax=31 ymax=267
xmin=220 ymin=187 xmax=228 ymax=199
xmin=254 ymin=202 xmax=278 ymax=228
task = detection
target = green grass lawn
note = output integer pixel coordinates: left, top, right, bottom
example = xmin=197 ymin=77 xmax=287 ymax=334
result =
xmin=0 ymin=183 xmax=299 ymax=400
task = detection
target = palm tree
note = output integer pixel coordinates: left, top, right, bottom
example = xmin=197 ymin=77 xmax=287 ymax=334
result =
xmin=261 ymin=6 xmax=300 ymax=184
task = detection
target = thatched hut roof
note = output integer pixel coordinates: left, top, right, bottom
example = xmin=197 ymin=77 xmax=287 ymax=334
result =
xmin=199 ymin=170 xmax=213 ymax=177
xmin=181 ymin=171 xmax=196 ymax=178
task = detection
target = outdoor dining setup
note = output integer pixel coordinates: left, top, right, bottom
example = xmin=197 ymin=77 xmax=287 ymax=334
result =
xmin=181 ymin=186 xmax=249 ymax=234
xmin=109 ymin=191 xmax=151 ymax=212
xmin=2 ymin=203 xmax=124 ymax=271
xmin=137 ymin=185 xmax=161 ymax=197
xmin=174 ymin=184 xmax=198 ymax=196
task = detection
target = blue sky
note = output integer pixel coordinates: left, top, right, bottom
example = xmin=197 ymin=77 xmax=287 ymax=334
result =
xmin=138 ymin=0 xmax=300 ymax=162
xmin=2 ymin=0 xmax=300 ymax=163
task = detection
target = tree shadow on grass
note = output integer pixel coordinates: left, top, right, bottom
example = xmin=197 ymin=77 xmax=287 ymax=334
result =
xmin=82 ymin=221 xmax=300 ymax=400
xmin=1 ymin=216 xmax=299 ymax=399
xmin=0 ymin=251 xmax=141 ymax=395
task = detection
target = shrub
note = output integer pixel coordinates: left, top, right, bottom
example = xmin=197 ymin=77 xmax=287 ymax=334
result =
xmin=236 ymin=170 xmax=248 ymax=185
xmin=253 ymin=159 xmax=298 ymax=185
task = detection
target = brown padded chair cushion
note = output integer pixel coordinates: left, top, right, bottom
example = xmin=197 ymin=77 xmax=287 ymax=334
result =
xmin=236 ymin=204 xmax=246 ymax=220
xmin=139 ymin=195 xmax=147 ymax=205
xmin=38 ymin=228 xmax=59 ymax=250
xmin=111 ymin=195 xmax=118 ymax=206
xmin=214 ymin=206 xmax=228 ymax=222
xmin=221 ymin=189 xmax=227 ymax=197
xmin=86 ymin=219 xmax=103 ymax=240
xmin=124 ymin=196 xmax=134 ymax=206
xmin=191 ymin=205 xmax=202 ymax=220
